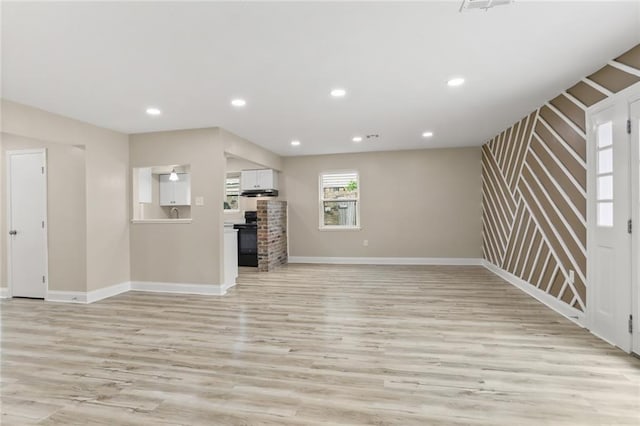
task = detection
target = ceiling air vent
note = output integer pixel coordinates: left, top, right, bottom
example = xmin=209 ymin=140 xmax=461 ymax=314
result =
xmin=459 ymin=0 xmax=513 ymax=12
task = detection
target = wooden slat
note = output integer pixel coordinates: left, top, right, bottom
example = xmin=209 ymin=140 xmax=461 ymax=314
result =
xmin=505 ymin=117 xmax=526 ymax=186
xmin=540 ymin=256 xmax=558 ymax=292
xmin=530 ymin=243 xmax=550 ymax=287
xmin=509 ymin=112 xmax=537 ymax=193
xmin=615 ymin=43 xmax=640 ymax=70
xmin=538 ymin=106 xmax=586 ymax=162
xmin=522 ymin=164 xmax=586 ymax=247
xmin=548 ymin=268 xmax=566 ymax=297
xmin=566 ymin=81 xmax=607 ymax=107
xmin=522 ymin=232 xmax=543 ymax=281
xmin=587 ymin=64 xmax=640 ymax=93
xmin=529 ymin=137 xmax=586 ymax=214
xmin=549 ymin=94 xmax=586 ymax=132
xmin=518 ymin=181 xmax=586 ymax=277
xmin=526 ymin=150 xmax=586 ymax=220
xmin=483 ymin=146 xmax=517 ymax=214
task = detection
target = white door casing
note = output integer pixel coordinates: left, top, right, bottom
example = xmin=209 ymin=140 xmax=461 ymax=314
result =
xmin=587 ymin=99 xmax=632 ymax=352
xmin=630 ymin=98 xmax=640 ymax=355
xmin=7 ymin=150 xmax=48 ymax=299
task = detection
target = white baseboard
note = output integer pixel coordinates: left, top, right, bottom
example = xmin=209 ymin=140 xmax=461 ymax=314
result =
xmin=221 ymin=280 xmax=237 ymax=294
xmin=130 ymin=281 xmax=227 ymax=296
xmin=46 ymin=290 xmax=88 ymax=304
xmin=87 ymin=281 xmax=131 ymax=303
xmin=39 ymin=280 xmax=231 ymax=304
xmin=482 ymin=260 xmax=586 ymax=327
xmin=288 ymin=256 xmax=483 ymax=266
xmin=0 ymin=287 xmax=9 ymax=299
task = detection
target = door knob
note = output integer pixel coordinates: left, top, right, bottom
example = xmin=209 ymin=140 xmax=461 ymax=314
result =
xmin=9 ymin=230 xmax=17 ymax=235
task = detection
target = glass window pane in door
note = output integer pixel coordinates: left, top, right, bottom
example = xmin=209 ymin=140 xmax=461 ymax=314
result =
xmin=597 ymin=202 xmax=614 ymax=227
xmin=598 ymin=148 xmax=613 ymax=174
xmin=597 ymin=175 xmax=613 ymax=200
xmin=597 ymin=121 xmax=613 ymax=148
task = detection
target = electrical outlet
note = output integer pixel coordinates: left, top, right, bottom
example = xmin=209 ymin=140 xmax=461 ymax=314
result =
xmin=363 ymin=240 xmax=369 ymax=247
xmin=568 ymin=270 xmax=575 ymax=284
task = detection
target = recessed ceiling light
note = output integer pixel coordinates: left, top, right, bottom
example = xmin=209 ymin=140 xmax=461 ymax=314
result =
xmin=422 ymin=131 xmax=434 ymax=138
xmin=146 ymin=107 xmax=161 ymax=116
xmin=291 ymin=140 xmax=301 ymax=146
xmin=231 ymin=98 xmax=246 ymax=107
xmin=352 ymin=136 xmax=363 ymax=142
xmin=330 ymin=88 xmax=347 ymax=98
xmin=447 ymin=77 xmax=465 ymax=87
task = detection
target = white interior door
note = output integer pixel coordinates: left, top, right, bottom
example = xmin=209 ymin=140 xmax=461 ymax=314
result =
xmin=631 ymin=98 xmax=640 ymax=355
xmin=588 ymin=103 xmax=632 ymax=351
xmin=8 ymin=150 xmax=48 ymax=298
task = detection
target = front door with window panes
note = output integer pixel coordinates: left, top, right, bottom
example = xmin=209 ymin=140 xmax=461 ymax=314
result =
xmin=589 ymin=102 xmax=632 ymax=352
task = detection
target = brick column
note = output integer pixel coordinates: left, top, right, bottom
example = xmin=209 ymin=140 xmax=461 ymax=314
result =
xmin=257 ymin=200 xmax=288 ymax=272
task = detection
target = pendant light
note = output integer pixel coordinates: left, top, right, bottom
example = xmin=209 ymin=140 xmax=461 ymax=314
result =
xmin=169 ymin=168 xmax=179 ymax=182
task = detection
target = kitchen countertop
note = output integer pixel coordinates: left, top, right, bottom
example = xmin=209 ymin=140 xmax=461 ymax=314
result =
xmin=132 ymin=219 xmax=192 ymax=224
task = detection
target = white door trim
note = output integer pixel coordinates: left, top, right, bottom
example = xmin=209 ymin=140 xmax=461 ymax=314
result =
xmin=585 ymin=84 xmax=640 ymax=352
xmin=630 ymin=96 xmax=640 ymax=355
xmin=6 ymin=149 xmax=49 ymax=299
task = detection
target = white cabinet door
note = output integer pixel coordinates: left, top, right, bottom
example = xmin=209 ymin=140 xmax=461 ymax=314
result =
xmin=138 ymin=167 xmax=152 ymax=204
xmin=159 ymin=174 xmax=174 ymax=206
xmin=159 ymin=173 xmax=191 ymax=206
xmin=256 ymin=169 xmax=273 ymax=189
xmin=241 ymin=170 xmax=257 ymax=191
xmin=173 ymin=173 xmax=191 ymax=205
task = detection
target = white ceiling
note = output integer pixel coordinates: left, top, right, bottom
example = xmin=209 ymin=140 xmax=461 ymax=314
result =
xmin=2 ymin=1 xmax=640 ymax=156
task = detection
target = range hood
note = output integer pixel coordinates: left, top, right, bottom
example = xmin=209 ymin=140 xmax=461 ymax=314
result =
xmin=241 ymin=189 xmax=279 ymax=197
xmin=240 ymin=169 xmax=279 ymax=197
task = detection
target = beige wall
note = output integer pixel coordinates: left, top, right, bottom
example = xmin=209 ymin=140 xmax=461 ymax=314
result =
xmin=129 ymin=128 xmax=226 ymax=284
xmin=221 ymin=129 xmax=282 ymax=171
xmin=281 ymin=148 xmax=482 ymax=258
xmin=1 ymin=134 xmax=87 ymax=292
xmin=1 ymin=100 xmax=130 ymax=292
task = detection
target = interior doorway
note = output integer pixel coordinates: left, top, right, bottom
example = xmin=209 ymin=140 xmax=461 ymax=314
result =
xmin=6 ymin=149 xmax=48 ymax=299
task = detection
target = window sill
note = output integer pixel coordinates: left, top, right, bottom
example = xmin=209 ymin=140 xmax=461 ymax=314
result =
xmin=319 ymin=226 xmax=361 ymax=232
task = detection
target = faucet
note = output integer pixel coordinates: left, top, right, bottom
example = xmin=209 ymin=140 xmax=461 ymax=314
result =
xmin=170 ymin=207 xmax=180 ymax=219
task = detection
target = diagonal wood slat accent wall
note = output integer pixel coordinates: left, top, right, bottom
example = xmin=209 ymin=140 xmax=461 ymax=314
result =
xmin=482 ymin=43 xmax=640 ymax=312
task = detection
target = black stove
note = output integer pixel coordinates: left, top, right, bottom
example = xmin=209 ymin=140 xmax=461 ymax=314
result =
xmin=234 ymin=211 xmax=258 ymax=267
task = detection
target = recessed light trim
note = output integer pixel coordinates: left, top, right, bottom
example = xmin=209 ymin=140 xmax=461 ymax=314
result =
xmin=422 ymin=131 xmax=434 ymax=138
xmin=231 ymin=98 xmax=247 ymax=107
xmin=146 ymin=107 xmax=161 ymax=116
xmin=352 ymin=136 xmax=363 ymax=142
xmin=291 ymin=140 xmax=301 ymax=146
xmin=447 ymin=77 xmax=465 ymax=87
xmin=330 ymin=88 xmax=347 ymax=98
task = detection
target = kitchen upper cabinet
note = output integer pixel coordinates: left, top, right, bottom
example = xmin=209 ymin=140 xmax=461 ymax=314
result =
xmin=137 ymin=167 xmax=152 ymax=204
xmin=241 ymin=169 xmax=278 ymax=190
xmin=160 ymin=173 xmax=191 ymax=206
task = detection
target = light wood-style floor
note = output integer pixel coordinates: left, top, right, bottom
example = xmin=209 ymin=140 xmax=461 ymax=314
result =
xmin=1 ymin=264 xmax=639 ymax=425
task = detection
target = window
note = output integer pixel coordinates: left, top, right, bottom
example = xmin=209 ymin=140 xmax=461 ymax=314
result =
xmin=319 ymin=171 xmax=359 ymax=229
xmin=225 ymin=173 xmax=240 ymax=211
xmin=596 ymin=121 xmax=614 ymax=227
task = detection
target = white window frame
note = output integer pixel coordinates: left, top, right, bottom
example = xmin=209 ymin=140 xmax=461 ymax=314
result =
xmin=224 ymin=172 xmax=240 ymax=213
xmin=318 ymin=170 xmax=361 ymax=231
